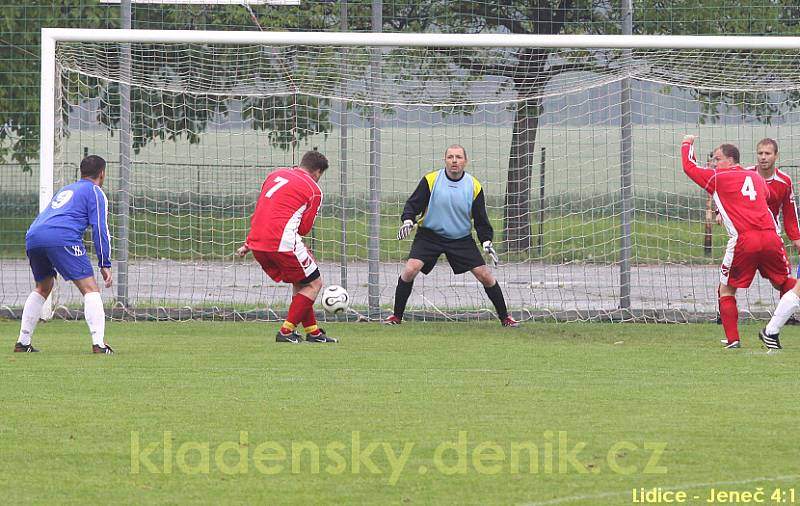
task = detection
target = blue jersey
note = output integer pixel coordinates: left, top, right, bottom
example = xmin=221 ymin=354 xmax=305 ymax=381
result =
xmin=401 ymin=169 xmax=493 ymax=243
xmin=422 ymin=169 xmax=479 ymax=240
xmin=26 ymin=179 xmax=112 ymax=268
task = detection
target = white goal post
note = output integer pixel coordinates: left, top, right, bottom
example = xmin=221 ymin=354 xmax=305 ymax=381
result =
xmin=35 ymin=28 xmax=800 ymax=322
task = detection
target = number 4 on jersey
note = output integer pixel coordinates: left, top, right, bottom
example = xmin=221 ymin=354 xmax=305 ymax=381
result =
xmin=265 ymin=176 xmax=289 ymax=198
xmin=740 ymin=175 xmax=757 ymax=201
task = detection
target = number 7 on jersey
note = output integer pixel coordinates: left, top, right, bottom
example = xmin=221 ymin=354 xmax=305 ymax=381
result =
xmin=265 ymin=176 xmax=289 ymax=198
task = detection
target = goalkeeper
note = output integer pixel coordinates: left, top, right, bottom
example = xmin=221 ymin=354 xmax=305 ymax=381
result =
xmin=384 ymin=145 xmax=518 ymax=327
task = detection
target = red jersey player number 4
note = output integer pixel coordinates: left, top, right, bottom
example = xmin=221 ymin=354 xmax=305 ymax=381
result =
xmin=681 ymin=135 xmax=795 ymax=349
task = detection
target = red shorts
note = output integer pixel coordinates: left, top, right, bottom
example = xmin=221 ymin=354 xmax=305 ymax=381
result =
xmin=721 ymin=230 xmax=790 ymax=288
xmin=252 ymin=247 xmax=319 ymax=284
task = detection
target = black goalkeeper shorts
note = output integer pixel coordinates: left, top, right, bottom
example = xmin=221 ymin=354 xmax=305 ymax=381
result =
xmin=408 ymin=227 xmax=486 ymax=275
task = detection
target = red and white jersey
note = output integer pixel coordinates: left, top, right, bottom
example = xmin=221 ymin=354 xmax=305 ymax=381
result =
xmin=246 ymin=167 xmax=323 ymax=252
xmin=744 ymin=165 xmax=800 ymax=241
xmin=682 ymin=142 xmax=777 ymax=237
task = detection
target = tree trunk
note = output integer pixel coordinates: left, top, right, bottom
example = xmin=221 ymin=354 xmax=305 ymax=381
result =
xmin=504 ymin=97 xmax=541 ymax=252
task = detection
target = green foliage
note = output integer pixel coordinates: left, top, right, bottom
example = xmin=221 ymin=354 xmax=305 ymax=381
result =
xmin=0 ymin=1 xmax=344 ymax=171
xmin=631 ymin=1 xmax=800 ymax=125
xmin=633 ymin=0 xmax=796 ymax=36
xmin=100 ymin=83 xmax=227 ymax=151
xmin=6 ymin=1 xmax=800 ymax=174
xmin=0 ymin=1 xmax=114 ymax=171
xmin=246 ymin=95 xmax=331 ymax=150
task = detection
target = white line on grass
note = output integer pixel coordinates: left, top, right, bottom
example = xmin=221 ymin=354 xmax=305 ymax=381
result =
xmin=519 ymin=474 xmax=800 ymax=506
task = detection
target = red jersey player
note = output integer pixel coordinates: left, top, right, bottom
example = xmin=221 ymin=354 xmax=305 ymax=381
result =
xmin=236 ymin=150 xmax=337 ymax=343
xmin=755 ymin=140 xmax=800 ymax=350
xmin=746 ymin=138 xmax=800 ymax=257
xmin=682 ymin=135 xmax=796 ymax=348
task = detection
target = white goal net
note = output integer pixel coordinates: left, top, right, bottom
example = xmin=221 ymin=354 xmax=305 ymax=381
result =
xmin=8 ymin=30 xmax=800 ymax=322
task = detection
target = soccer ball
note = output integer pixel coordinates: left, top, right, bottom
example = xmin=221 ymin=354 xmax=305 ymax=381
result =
xmin=321 ymin=285 xmax=350 ymax=314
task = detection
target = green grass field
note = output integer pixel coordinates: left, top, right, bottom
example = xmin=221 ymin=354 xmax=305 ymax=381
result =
xmin=2 ymin=320 xmax=799 ymax=505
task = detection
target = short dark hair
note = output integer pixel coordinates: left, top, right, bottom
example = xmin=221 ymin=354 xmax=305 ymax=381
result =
xmin=80 ymin=155 xmax=106 ymax=179
xmin=445 ymin=144 xmax=467 ymax=160
xmin=757 ymin=138 xmax=779 ymax=154
xmin=300 ymin=150 xmax=329 ymax=173
xmin=717 ymin=143 xmax=740 ymax=164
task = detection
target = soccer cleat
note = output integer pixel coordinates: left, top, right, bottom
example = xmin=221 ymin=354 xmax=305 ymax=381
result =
xmin=275 ymin=331 xmax=302 ymax=343
xmin=786 ymin=316 xmax=800 ymax=326
xmin=722 ymin=340 xmax=741 ymax=349
xmin=306 ymin=329 xmax=338 ymax=343
xmin=14 ymin=342 xmax=40 ymax=353
xmin=758 ymin=328 xmax=782 ymax=350
xmin=92 ymin=343 xmax=114 ymax=354
xmin=501 ymin=315 xmax=520 ymax=327
xmin=383 ymin=314 xmax=402 ymax=325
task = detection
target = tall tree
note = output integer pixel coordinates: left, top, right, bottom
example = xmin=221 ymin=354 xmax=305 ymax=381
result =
xmin=431 ymin=1 xmax=618 ymax=251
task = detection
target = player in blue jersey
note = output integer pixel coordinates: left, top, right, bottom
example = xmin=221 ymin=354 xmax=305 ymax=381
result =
xmin=15 ymin=155 xmax=114 ymax=354
xmin=384 ymin=145 xmax=519 ymax=327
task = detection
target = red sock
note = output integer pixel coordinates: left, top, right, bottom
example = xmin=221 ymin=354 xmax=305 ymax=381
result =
xmin=304 ymin=304 xmax=321 ymax=336
xmin=781 ymin=278 xmax=798 ymax=297
xmin=719 ymin=295 xmax=740 ymax=343
xmin=280 ymin=293 xmax=314 ymax=334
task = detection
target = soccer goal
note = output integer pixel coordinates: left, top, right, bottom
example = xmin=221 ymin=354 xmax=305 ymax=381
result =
xmin=22 ymin=29 xmax=800 ymax=322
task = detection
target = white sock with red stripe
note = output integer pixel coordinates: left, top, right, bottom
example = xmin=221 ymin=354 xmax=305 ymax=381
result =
xmin=767 ymin=290 xmax=800 ymax=335
xmin=18 ymin=291 xmax=46 ymax=345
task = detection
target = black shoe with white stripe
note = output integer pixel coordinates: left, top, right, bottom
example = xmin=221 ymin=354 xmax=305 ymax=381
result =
xmin=721 ymin=340 xmax=741 ymax=349
xmin=306 ymin=329 xmax=338 ymax=343
xmin=276 ymin=331 xmax=302 ymax=343
xmin=14 ymin=342 xmax=40 ymax=353
xmin=759 ymin=328 xmax=782 ymax=350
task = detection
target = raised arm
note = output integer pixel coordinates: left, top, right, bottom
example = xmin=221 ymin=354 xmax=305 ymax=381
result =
xmin=682 ymin=135 xmax=715 ymax=193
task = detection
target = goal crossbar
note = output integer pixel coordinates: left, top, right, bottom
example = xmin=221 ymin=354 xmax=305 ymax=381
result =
xmin=41 ymin=28 xmax=800 ymax=49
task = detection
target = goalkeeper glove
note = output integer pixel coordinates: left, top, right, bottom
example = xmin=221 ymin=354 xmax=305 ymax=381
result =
xmin=398 ymin=220 xmax=415 ymax=240
xmin=483 ymin=240 xmax=499 ymax=266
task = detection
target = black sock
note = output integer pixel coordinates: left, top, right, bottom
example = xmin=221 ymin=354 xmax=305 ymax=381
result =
xmin=393 ymin=277 xmax=414 ymax=320
xmin=484 ymin=282 xmax=508 ymax=320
